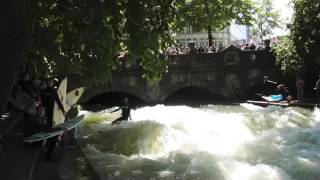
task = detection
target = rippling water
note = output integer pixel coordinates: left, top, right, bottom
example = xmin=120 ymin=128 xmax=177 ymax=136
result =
xmin=75 ymin=104 xmax=320 ymax=180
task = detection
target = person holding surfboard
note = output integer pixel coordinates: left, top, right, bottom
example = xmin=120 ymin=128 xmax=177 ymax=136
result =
xmin=41 ymin=78 xmax=66 ymax=127
xmin=111 ymin=97 xmax=132 ymax=124
xmin=40 ymin=77 xmax=66 ymax=162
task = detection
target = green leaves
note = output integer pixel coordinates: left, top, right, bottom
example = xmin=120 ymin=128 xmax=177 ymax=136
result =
xmin=274 ymin=37 xmax=303 ymax=75
xmin=176 ymin=0 xmax=255 ymax=46
xmin=252 ymin=0 xmax=281 ymax=41
xmin=26 ymin=0 xmax=255 ymax=83
xmin=274 ymin=0 xmax=320 ymax=77
xmin=26 ymin=0 xmax=178 ymax=83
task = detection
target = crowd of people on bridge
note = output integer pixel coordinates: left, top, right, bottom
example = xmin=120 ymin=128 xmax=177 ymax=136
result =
xmin=163 ymin=40 xmax=274 ymax=55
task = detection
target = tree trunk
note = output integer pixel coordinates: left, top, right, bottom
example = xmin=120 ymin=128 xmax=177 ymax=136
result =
xmin=208 ymin=25 xmax=213 ymax=47
xmin=205 ymin=0 xmax=213 ymax=47
xmin=0 ymin=0 xmax=28 ymax=116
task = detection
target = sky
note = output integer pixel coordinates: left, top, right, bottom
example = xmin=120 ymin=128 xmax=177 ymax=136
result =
xmin=230 ymin=0 xmax=294 ymax=40
xmin=272 ymin=0 xmax=294 ymax=36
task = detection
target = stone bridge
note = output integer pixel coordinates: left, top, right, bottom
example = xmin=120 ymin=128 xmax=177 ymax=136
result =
xmin=69 ymin=46 xmax=281 ymax=103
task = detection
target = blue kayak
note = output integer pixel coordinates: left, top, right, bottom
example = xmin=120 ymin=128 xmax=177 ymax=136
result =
xmin=262 ymin=94 xmax=284 ymax=102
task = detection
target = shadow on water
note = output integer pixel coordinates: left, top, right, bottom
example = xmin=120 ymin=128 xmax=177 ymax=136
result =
xmin=163 ymin=87 xmax=229 ymax=107
xmin=83 ymin=87 xmax=230 ymax=110
xmin=84 ymin=91 xmax=145 ymax=111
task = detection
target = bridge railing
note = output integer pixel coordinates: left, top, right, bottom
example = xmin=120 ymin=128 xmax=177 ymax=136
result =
xmin=165 ymin=50 xmax=276 ymax=69
xmin=118 ymin=49 xmax=277 ymax=72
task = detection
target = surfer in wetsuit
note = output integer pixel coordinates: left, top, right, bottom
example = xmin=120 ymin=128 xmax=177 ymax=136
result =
xmin=262 ymin=76 xmax=278 ymax=95
xmin=314 ymin=75 xmax=320 ymax=104
xmin=40 ymin=77 xmax=65 ymax=162
xmin=41 ymin=78 xmax=65 ymax=127
xmin=111 ymin=97 xmax=131 ymax=124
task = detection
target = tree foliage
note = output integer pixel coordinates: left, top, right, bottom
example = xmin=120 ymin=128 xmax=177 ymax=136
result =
xmin=274 ymin=0 xmax=320 ymax=77
xmin=26 ymin=0 xmax=177 ymax=83
xmin=290 ymin=0 xmax=320 ymax=74
xmin=273 ymin=37 xmax=303 ymax=75
xmin=26 ymin=0 xmax=256 ymax=83
xmin=176 ymin=0 xmax=255 ymax=46
xmin=252 ymin=0 xmax=281 ymax=41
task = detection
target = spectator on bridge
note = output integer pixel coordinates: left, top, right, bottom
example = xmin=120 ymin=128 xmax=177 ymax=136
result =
xmin=243 ymin=44 xmax=250 ymax=50
xmin=264 ymin=39 xmax=272 ymax=52
xmin=249 ymin=43 xmax=256 ymax=50
xmin=209 ymin=46 xmax=216 ymax=53
xmin=188 ymin=42 xmax=197 ymax=54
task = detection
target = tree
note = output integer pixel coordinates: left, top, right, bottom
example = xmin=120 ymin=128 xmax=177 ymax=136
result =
xmin=26 ymin=0 xmax=178 ymax=83
xmin=252 ymin=0 xmax=281 ymax=42
xmin=274 ymin=0 xmax=320 ymax=77
xmin=25 ymin=0 xmax=255 ymax=84
xmin=176 ymin=0 xmax=255 ymax=47
xmin=273 ymin=37 xmax=303 ymax=75
xmin=290 ymin=0 xmax=320 ymax=74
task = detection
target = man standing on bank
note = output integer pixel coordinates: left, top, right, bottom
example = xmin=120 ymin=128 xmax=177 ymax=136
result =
xmin=41 ymin=77 xmax=66 ymax=162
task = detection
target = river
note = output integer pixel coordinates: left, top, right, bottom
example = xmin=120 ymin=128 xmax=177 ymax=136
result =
xmin=75 ymin=104 xmax=320 ymax=180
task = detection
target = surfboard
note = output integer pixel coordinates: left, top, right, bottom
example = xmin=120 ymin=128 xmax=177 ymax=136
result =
xmin=23 ymin=115 xmax=85 ymax=143
xmin=9 ymin=90 xmax=37 ymax=115
xmin=262 ymin=94 xmax=283 ymax=102
xmin=66 ymin=87 xmax=85 ymax=107
xmin=53 ymin=77 xmax=67 ymax=126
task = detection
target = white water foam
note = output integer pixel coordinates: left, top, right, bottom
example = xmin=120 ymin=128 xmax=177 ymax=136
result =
xmin=76 ymin=105 xmax=320 ymax=180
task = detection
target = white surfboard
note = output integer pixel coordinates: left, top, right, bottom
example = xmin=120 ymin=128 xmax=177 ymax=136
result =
xmin=53 ymin=77 xmax=67 ymax=126
xmin=66 ymin=87 xmax=85 ymax=107
xmin=23 ymin=115 xmax=85 ymax=143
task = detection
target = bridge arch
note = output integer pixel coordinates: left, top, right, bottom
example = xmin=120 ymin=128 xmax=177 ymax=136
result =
xmin=160 ymin=80 xmax=224 ymax=101
xmin=82 ymin=83 xmax=151 ymax=103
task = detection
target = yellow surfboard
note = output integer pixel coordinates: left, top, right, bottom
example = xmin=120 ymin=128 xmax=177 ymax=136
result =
xmin=53 ymin=77 xmax=67 ymax=126
xmin=66 ymin=87 xmax=85 ymax=107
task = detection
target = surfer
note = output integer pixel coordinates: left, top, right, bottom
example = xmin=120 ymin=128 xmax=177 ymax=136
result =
xmin=40 ymin=77 xmax=65 ymax=162
xmin=262 ymin=76 xmax=278 ymax=95
xmin=41 ymin=78 xmax=66 ymax=127
xmin=111 ymin=97 xmax=132 ymax=124
xmin=314 ymin=75 xmax=320 ymax=104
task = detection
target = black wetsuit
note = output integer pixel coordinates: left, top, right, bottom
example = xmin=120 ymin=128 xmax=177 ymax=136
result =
xmin=41 ymin=87 xmax=65 ymax=127
xmin=112 ymin=101 xmax=131 ymax=124
xmin=40 ymin=86 xmax=65 ymax=161
xmin=262 ymin=79 xmax=278 ymax=95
